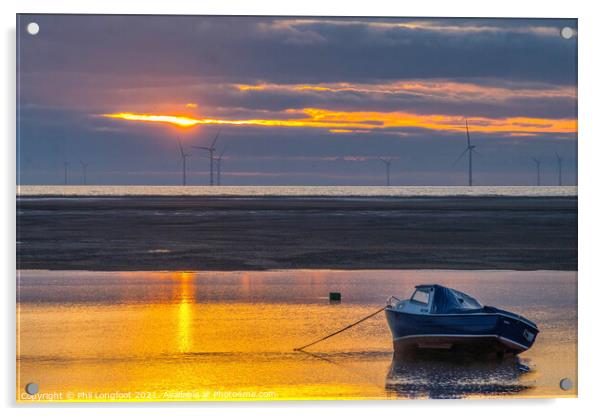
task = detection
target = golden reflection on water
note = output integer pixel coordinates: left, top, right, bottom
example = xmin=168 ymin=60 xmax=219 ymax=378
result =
xmin=176 ymin=272 xmax=194 ymax=353
xmin=17 ymin=269 xmax=577 ymax=402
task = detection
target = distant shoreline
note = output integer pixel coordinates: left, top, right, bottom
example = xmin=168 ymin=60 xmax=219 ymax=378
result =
xmin=16 ymin=185 xmax=578 ymax=199
xmin=17 ymin=195 xmax=577 ymax=272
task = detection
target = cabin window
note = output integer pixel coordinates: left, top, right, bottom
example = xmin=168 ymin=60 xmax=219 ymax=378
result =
xmin=451 ymin=289 xmax=483 ymax=309
xmin=411 ymin=289 xmax=430 ymax=305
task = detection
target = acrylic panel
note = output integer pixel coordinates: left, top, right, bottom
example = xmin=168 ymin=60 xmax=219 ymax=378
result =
xmin=16 ymin=14 xmax=577 ymax=402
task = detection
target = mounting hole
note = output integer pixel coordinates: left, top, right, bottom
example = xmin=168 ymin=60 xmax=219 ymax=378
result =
xmin=560 ymin=27 xmax=574 ymax=40
xmin=25 ymin=382 xmax=39 ymax=395
xmin=559 ymin=378 xmax=573 ymax=391
xmin=26 ymin=22 xmax=40 ymax=36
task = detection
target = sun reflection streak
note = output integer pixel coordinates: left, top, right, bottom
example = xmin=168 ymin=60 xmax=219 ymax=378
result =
xmin=175 ymin=272 xmax=195 ymax=353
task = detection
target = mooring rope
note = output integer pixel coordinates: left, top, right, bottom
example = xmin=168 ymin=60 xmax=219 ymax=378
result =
xmin=293 ymin=306 xmax=387 ymax=351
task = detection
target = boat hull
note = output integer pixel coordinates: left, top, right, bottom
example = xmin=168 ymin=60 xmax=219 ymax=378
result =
xmin=385 ymin=308 xmax=538 ymax=357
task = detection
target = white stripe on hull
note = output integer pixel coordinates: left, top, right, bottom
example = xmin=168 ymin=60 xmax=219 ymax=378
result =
xmin=392 ymin=333 xmax=530 ymax=351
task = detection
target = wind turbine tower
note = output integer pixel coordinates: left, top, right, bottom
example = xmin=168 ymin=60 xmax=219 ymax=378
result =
xmin=193 ymin=129 xmax=221 ymax=186
xmin=379 ymin=157 xmax=392 ymax=186
xmin=215 ymin=147 xmax=226 ymax=186
xmin=453 ymin=119 xmax=478 ymax=186
xmin=532 ymin=158 xmax=541 ymax=186
xmin=178 ymin=140 xmax=191 ymax=186
xmin=79 ymin=160 xmax=90 ymax=185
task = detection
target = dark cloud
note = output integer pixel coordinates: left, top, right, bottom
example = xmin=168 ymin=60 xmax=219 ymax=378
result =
xmin=18 ymin=15 xmax=577 ymax=84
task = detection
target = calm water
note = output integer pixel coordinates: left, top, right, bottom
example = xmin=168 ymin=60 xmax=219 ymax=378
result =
xmin=17 ymin=269 xmax=577 ymax=401
xmin=17 ymin=185 xmax=577 ymax=198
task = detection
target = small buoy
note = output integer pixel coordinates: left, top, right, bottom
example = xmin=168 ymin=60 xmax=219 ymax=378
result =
xmin=329 ymin=292 xmax=341 ymax=302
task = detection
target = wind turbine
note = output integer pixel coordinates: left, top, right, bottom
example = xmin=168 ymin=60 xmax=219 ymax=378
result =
xmin=532 ymin=158 xmax=541 ymax=186
xmin=555 ymin=152 xmax=563 ymax=186
xmin=178 ymin=140 xmax=191 ymax=186
xmin=79 ymin=160 xmax=90 ymax=185
xmin=453 ymin=119 xmax=478 ymax=186
xmin=215 ymin=147 xmax=227 ymax=186
xmin=379 ymin=157 xmax=392 ymax=186
xmin=193 ymin=129 xmax=220 ymax=186
xmin=63 ymin=161 xmax=70 ymax=185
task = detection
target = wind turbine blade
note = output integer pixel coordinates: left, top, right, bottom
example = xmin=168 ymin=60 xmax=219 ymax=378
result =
xmin=472 ymin=148 xmax=482 ymax=157
xmin=453 ymin=148 xmax=469 ymax=166
xmin=178 ymin=140 xmax=185 ymax=158
xmin=465 ymin=119 xmax=471 ymax=147
xmin=211 ymin=128 xmax=221 ymax=149
xmin=192 ymin=146 xmax=211 ymax=151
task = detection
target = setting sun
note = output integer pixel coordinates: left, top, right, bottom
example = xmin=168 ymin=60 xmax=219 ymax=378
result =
xmin=102 ymin=113 xmax=202 ymax=127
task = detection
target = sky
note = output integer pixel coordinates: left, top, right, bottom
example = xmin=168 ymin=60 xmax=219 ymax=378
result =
xmin=17 ymin=15 xmax=578 ymax=186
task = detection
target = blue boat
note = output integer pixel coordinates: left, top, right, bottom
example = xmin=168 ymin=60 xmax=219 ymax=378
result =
xmin=385 ymin=284 xmax=539 ymax=357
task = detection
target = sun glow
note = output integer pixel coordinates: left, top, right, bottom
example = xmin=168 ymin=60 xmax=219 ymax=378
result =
xmin=102 ymin=113 xmax=202 ymax=127
xmin=102 ymin=110 xmax=576 ymax=135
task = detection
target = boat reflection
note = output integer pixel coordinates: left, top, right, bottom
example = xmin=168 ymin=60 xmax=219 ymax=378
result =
xmin=385 ymin=351 xmax=533 ymax=399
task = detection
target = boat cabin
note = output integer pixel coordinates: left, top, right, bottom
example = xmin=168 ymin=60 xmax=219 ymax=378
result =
xmin=391 ymin=284 xmax=484 ymax=315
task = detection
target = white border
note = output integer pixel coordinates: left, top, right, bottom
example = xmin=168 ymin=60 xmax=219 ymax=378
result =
xmin=3 ymin=1 xmax=600 ymax=415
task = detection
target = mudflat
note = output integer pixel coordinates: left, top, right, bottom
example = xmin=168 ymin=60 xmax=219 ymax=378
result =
xmin=16 ymin=196 xmax=577 ymax=271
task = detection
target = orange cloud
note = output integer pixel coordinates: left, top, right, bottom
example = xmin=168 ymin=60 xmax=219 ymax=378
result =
xmin=102 ymin=109 xmax=576 ymax=135
xmin=329 ymin=129 xmax=371 ymax=134
xmin=235 ymin=80 xmax=576 ymax=102
xmin=236 ymin=84 xmax=267 ymax=91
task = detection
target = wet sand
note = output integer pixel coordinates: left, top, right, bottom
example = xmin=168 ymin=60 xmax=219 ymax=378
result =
xmin=17 ymin=196 xmax=577 ymax=271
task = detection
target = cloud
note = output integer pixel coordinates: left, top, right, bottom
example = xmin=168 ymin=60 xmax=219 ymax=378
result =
xmin=259 ymin=18 xmax=568 ymax=38
xmin=18 ymin=15 xmax=577 ymax=84
xmin=102 ymin=108 xmax=576 ymax=135
xmin=230 ymin=80 xmax=576 ymax=119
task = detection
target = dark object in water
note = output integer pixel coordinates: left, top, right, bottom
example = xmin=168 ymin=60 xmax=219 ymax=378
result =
xmin=385 ymin=284 xmax=539 ymax=357
xmin=329 ymin=292 xmax=341 ymax=302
